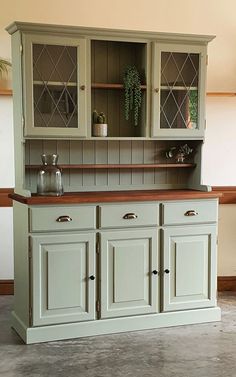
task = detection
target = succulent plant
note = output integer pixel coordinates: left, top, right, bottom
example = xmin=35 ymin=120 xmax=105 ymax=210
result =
xmin=93 ymin=110 xmax=107 ymax=124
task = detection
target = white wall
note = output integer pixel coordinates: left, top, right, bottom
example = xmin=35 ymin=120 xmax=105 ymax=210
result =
xmin=203 ymin=97 xmax=236 ymax=186
xmin=218 ymin=205 xmax=236 ymax=276
xmin=0 ymin=93 xmax=14 ymax=280
xmin=0 ymin=208 xmax=13 ymax=279
xmin=1 ymin=0 xmax=236 ymax=278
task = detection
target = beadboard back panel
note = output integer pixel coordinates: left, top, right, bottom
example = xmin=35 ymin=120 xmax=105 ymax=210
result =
xmin=25 ymin=140 xmax=200 ymax=192
xmin=91 ymin=40 xmax=147 ymax=137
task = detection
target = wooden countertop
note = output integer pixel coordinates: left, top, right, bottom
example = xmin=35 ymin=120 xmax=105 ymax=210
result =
xmin=9 ymin=189 xmax=222 ymax=205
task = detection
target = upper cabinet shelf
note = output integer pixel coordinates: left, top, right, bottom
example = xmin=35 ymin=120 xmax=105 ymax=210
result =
xmin=7 ymin=23 xmax=214 ymax=140
xmin=160 ymin=86 xmax=198 ymax=91
xmin=33 ymin=80 xmax=77 ymax=87
xmin=33 ymin=81 xmax=147 ymax=90
xmin=25 ymin=163 xmax=196 ymax=170
xmin=92 ymin=83 xmax=147 ymax=90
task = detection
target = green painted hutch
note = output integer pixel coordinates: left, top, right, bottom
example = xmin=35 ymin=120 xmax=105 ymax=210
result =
xmin=7 ymin=21 xmax=221 ymax=344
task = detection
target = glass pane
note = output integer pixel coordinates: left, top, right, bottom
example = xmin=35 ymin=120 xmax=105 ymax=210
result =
xmin=160 ymin=52 xmax=199 ymax=129
xmin=32 ymin=44 xmax=78 ymax=128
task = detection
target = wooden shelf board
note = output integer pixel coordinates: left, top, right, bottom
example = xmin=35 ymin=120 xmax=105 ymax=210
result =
xmin=33 ymin=81 xmax=76 ymax=87
xmin=9 ymin=190 xmax=222 ymax=206
xmin=32 ymin=82 xmax=147 ymax=90
xmin=161 ymin=86 xmax=198 ymax=91
xmin=0 ymin=88 xmax=12 ymax=96
xmin=91 ymin=83 xmax=147 ymax=90
xmin=25 ymin=163 xmax=196 ymax=170
xmin=2 ymin=88 xmax=236 ymax=97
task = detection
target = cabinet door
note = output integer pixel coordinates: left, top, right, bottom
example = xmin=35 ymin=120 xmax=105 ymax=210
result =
xmin=100 ymin=228 xmax=159 ymax=318
xmin=23 ymin=34 xmax=87 ymax=137
xmin=152 ymin=43 xmax=206 ymax=138
xmin=162 ymin=225 xmax=217 ymax=312
xmin=31 ymin=233 xmax=96 ymax=326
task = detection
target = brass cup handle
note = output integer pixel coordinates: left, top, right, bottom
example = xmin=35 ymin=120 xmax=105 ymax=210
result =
xmin=80 ymin=85 xmax=86 ymax=90
xmin=184 ymin=210 xmax=198 ymax=217
xmin=123 ymin=213 xmax=138 ymax=220
xmin=56 ymin=215 xmax=72 ymax=222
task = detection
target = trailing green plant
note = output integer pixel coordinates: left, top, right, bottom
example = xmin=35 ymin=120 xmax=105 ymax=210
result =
xmin=93 ymin=110 xmax=106 ymax=124
xmin=0 ymin=59 xmax=11 ymax=77
xmin=189 ymin=89 xmax=198 ymax=124
xmin=123 ymin=65 xmax=142 ymax=126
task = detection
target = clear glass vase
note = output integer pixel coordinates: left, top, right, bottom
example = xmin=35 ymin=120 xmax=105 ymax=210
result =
xmin=37 ymin=154 xmax=64 ymax=196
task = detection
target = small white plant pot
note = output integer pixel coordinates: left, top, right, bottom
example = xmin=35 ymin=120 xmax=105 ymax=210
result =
xmin=92 ymin=123 xmax=108 ymax=137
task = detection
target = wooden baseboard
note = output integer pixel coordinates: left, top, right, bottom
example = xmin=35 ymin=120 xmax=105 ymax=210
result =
xmin=0 ymin=280 xmax=14 ymax=295
xmin=212 ymin=187 xmax=236 ymax=204
xmin=0 ymin=188 xmax=14 ymax=207
xmin=218 ymin=276 xmax=236 ymax=291
xmin=1 ymin=278 xmax=235 ymax=295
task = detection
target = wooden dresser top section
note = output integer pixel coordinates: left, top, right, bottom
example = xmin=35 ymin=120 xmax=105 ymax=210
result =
xmin=10 ymin=190 xmax=222 ymax=205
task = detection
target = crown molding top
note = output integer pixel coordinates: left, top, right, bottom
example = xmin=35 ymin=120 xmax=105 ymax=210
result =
xmin=6 ymin=21 xmax=215 ymax=44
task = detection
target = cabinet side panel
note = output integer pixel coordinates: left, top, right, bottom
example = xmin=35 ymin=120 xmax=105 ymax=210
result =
xmin=13 ymin=201 xmax=30 ymax=326
xmin=12 ymin=31 xmax=28 ymax=195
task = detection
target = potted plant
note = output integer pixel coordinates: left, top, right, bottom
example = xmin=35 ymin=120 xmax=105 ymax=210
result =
xmin=123 ymin=65 xmax=142 ymax=126
xmin=92 ymin=110 xmax=108 ymax=137
xmin=0 ymin=59 xmax=11 ymax=77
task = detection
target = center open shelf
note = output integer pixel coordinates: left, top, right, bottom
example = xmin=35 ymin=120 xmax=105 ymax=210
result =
xmin=25 ymin=163 xmax=196 ymax=170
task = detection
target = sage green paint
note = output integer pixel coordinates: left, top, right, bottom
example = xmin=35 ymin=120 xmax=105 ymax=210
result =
xmin=11 ymin=306 xmax=221 ymax=344
xmin=10 ymin=199 xmax=220 ymax=344
xmin=152 ymin=43 xmax=207 ymax=139
xmin=31 ymin=232 xmax=96 ymax=326
xmin=12 ymin=202 xmax=30 ymax=328
xmin=24 ymin=139 xmax=203 ymax=193
xmin=23 ymin=34 xmax=87 ymax=138
xmin=6 ymin=21 xmax=215 ymax=44
xmin=30 ymin=205 xmax=96 ymax=232
xmin=7 ymin=21 xmax=220 ymax=344
xmin=100 ymin=228 xmax=159 ymax=318
xmin=11 ymin=31 xmax=30 ymax=196
xmin=162 ymin=225 xmax=217 ymax=311
xmin=161 ymin=199 xmax=218 ymax=225
xmin=7 ymin=21 xmax=213 ymax=142
xmin=99 ymin=203 xmax=159 ymax=228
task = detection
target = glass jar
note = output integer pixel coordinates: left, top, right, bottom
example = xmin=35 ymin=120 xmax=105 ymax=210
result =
xmin=37 ymin=154 xmax=63 ymax=196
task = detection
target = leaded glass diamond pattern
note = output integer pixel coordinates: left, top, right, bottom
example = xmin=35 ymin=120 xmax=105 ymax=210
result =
xmin=33 ymin=44 xmax=78 ymax=128
xmin=160 ymin=52 xmax=199 ymax=129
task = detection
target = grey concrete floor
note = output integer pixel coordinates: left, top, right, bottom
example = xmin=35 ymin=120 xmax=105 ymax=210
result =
xmin=0 ymin=294 xmax=236 ymax=377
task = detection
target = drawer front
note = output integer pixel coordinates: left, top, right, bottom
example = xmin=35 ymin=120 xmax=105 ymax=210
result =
xmin=162 ymin=200 xmax=218 ymax=226
xmin=30 ymin=206 xmax=96 ymax=232
xmin=99 ymin=203 xmax=159 ymax=228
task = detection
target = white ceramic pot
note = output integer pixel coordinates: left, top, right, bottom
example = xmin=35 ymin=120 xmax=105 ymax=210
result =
xmin=92 ymin=123 xmax=108 ymax=137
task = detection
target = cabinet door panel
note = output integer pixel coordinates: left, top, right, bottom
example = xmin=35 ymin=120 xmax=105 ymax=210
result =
xmin=31 ymin=233 xmax=95 ymax=326
xmin=100 ymin=229 xmax=159 ymax=318
xmin=23 ymin=34 xmax=87 ymax=138
xmin=47 ymin=246 xmax=85 ymax=310
xmin=162 ymin=225 xmax=217 ymax=311
xmin=152 ymin=43 xmax=206 ymax=139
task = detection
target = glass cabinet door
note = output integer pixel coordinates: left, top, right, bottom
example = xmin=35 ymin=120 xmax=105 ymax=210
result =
xmin=23 ymin=35 xmax=87 ymax=137
xmin=152 ymin=43 xmax=206 ymax=138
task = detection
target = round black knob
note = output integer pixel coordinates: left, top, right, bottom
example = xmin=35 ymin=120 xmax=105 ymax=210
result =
xmin=164 ymin=269 xmax=170 ymax=274
xmin=89 ymin=275 xmax=95 ymax=280
xmin=152 ymin=270 xmax=158 ymax=275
